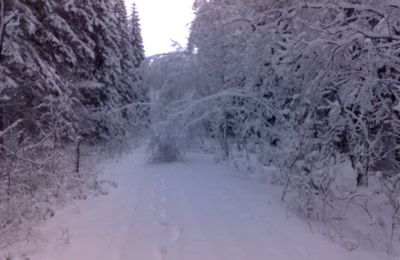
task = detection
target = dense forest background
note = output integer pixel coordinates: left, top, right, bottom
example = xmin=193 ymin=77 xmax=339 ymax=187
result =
xmin=2 ymin=0 xmax=400 ymax=256
xmin=146 ymin=0 xmax=400 ymax=253
xmin=0 ymin=0 xmax=147 ymax=247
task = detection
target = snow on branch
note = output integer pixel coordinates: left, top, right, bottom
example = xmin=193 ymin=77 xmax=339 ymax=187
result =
xmin=0 ymin=119 xmax=22 ymax=139
xmin=170 ymin=88 xmax=279 ymax=120
xmin=0 ymin=0 xmax=16 ymax=59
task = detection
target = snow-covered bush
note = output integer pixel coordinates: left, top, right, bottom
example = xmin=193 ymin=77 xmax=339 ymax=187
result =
xmin=182 ymin=0 xmax=400 ymax=252
xmin=143 ymin=52 xmax=196 ymax=162
xmin=148 ymin=130 xmax=186 ymax=163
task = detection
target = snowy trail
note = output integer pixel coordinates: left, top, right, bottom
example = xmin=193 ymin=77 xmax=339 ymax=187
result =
xmin=18 ymin=150 xmax=386 ymax=260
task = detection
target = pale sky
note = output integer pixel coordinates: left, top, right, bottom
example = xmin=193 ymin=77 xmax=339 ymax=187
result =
xmin=124 ymin=0 xmax=194 ymax=56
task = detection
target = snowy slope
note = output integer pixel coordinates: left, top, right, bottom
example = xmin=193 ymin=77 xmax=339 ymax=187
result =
xmin=6 ymin=149 xmax=389 ymax=260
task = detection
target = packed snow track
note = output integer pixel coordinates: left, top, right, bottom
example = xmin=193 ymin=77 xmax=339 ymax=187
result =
xmin=17 ymin=150 xmax=383 ymax=260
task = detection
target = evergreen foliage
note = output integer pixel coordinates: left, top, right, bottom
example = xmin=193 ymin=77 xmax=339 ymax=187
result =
xmin=0 ymin=0 xmax=146 ymax=247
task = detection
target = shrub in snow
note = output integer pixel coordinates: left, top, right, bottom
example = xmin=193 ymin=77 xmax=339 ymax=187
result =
xmin=148 ymin=130 xmax=186 ymax=163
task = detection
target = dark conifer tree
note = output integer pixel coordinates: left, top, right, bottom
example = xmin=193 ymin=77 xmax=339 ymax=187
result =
xmin=0 ymin=0 xmax=146 ymax=142
xmin=129 ymin=3 xmax=145 ymax=66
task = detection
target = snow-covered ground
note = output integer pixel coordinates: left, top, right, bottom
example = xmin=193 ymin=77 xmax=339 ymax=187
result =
xmin=4 ymin=149 xmax=393 ymax=259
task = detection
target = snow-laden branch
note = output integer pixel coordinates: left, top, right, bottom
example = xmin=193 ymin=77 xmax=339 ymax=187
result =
xmin=297 ymin=2 xmax=385 ymax=18
xmin=0 ymin=119 xmax=22 ymax=139
xmin=169 ymin=88 xmax=279 ymax=120
xmin=0 ymin=143 xmax=43 ymax=165
xmin=110 ymin=101 xmax=151 ymax=113
xmin=91 ymin=101 xmax=151 ymax=116
xmin=0 ymin=0 xmax=16 ymax=60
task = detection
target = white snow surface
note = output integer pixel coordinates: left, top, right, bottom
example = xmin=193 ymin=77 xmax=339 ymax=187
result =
xmin=6 ymin=149 xmax=392 ymax=260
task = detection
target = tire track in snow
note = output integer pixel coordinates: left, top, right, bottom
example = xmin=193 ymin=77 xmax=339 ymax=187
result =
xmin=192 ymin=165 xmax=311 ymax=260
xmin=117 ymin=159 xmax=148 ymax=260
xmin=25 ymin=151 xmax=382 ymax=260
xmin=153 ymin=167 xmax=188 ymax=260
xmin=153 ymin=172 xmax=169 ymax=260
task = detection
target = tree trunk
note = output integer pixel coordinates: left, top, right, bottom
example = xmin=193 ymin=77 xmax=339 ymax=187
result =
xmin=356 ymin=159 xmax=369 ymax=187
xmin=220 ymin=120 xmax=229 ymax=160
xmin=0 ymin=107 xmax=4 ymax=154
xmin=0 ymin=0 xmax=6 ymax=152
xmin=0 ymin=0 xmax=5 ymax=61
xmin=75 ymin=139 xmax=81 ymax=173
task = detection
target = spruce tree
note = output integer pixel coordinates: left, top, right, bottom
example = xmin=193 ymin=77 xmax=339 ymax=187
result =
xmin=0 ymin=0 xmax=146 ymax=143
xmin=129 ymin=3 xmax=145 ymax=66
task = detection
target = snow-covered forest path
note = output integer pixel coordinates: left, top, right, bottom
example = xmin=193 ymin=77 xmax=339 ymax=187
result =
xmin=24 ymin=149 xmax=383 ymax=260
